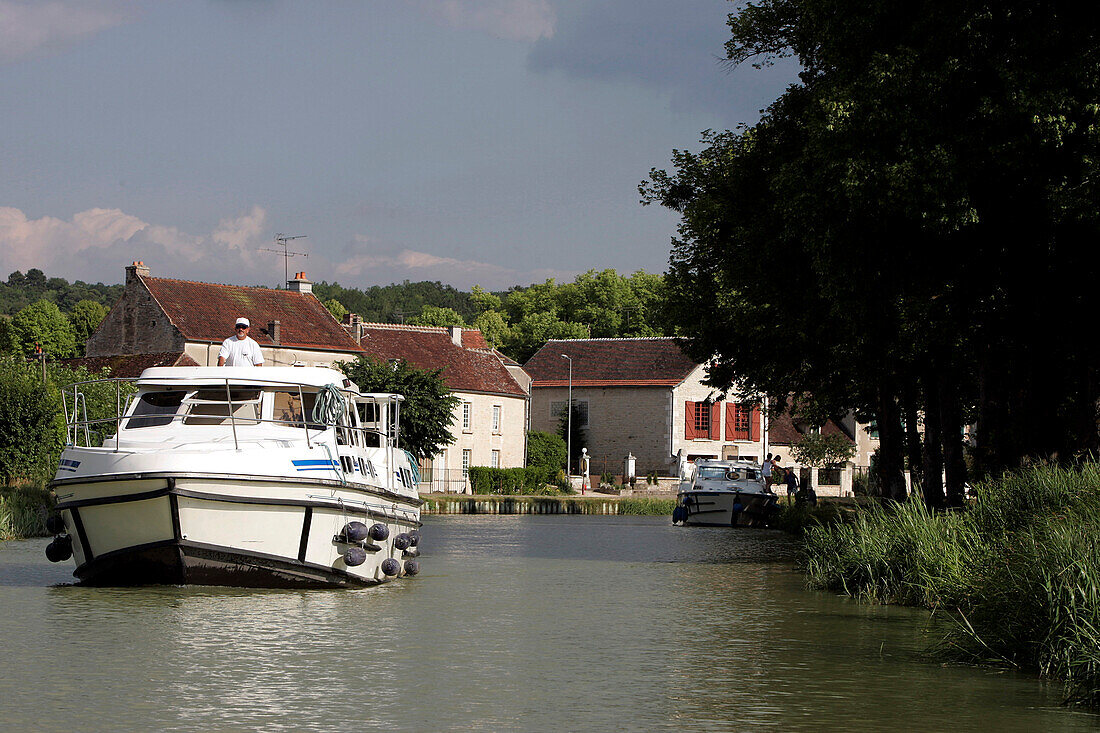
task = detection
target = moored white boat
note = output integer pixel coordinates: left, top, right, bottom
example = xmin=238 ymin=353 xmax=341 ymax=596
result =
xmin=673 ymin=459 xmax=777 ymax=528
xmin=45 ymin=366 xmax=423 ymax=588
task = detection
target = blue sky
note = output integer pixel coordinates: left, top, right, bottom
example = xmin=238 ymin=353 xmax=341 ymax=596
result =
xmin=0 ymin=0 xmax=796 ymax=290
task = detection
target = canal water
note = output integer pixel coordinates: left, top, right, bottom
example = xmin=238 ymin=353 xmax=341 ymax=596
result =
xmin=1 ymin=516 xmax=1096 ymax=732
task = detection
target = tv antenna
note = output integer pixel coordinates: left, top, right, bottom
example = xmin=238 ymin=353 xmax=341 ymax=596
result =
xmin=259 ymin=234 xmax=308 ymax=289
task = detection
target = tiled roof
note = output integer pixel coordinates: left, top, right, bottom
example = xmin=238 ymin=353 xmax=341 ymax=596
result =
xmin=141 ymin=276 xmax=362 ymax=352
xmin=58 ymin=352 xmax=200 ymax=379
xmin=357 ymin=324 xmax=526 ymax=397
xmin=524 ymin=338 xmax=698 ymax=387
xmin=768 ymin=412 xmax=854 ymax=446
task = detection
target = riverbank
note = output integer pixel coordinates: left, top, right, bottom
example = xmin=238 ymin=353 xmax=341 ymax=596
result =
xmin=0 ymin=483 xmax=50 ymax=540
xmin=799 ymin=462 xmax=1100 ymax=709
xmin=421 ymin=493 xmax=676 ymax=515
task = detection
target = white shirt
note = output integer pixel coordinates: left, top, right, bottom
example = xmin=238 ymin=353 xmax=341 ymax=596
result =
xmin=219 ymin=335 xmax=264 ymax=366
xmin=762 ymin=461 xmax=772 ymax=477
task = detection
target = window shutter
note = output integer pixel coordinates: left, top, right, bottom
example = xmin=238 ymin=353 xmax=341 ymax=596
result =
xmin=709 ymin=401 xmax=722 ymax=440
xmin=724 ymin=403 xmax=737 ymax=440
xmin=751 ymin=405 xmax=761 ymax=441
xmin=684 ymin=401 xmax=696 ymax=439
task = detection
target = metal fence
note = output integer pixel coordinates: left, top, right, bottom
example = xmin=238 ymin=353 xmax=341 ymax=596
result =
xmin=418 ymin=467 xmax=468 ymax=494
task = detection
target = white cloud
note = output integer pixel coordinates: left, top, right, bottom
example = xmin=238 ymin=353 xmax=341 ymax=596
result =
xmin=212 ymin=205 xmax=267 ymax=252
xmin=0 ymin=1 xmax=133 ymax=62
xmin=0 ymin=205 xmax=267 ymax=282
xmin=334 ymin=245 xmax=574 ymax=289
xmin=413 ymin=0 xmax=555 ymax=42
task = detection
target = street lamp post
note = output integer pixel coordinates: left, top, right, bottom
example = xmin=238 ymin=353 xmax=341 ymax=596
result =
xmin=561 ymin=354 xmax=573 ymax=478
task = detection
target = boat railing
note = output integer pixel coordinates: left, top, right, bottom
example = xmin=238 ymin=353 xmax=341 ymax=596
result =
xmin=60 ymin=376 xmax=397 ymax=458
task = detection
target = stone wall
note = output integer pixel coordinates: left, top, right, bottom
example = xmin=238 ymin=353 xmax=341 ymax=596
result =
xmin=85 ymin=265 xmax=185 ymax=357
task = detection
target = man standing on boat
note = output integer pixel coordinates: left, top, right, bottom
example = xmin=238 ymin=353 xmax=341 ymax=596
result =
xmin=218 ymin=317 xmax=264 ymax=367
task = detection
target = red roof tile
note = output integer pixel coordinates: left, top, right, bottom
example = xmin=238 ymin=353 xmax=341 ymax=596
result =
xmin=767 ymin=411 xmax=854 ymax=446
xmin=357 ymin=324 xmax=526 ymax=397
xmin=524 ymin=338 xmax=698 ymax=387
xmin=58 ymin=352 xmax=199 ymax=379
xmin=141 ymin=276 xmax=362 ymax=352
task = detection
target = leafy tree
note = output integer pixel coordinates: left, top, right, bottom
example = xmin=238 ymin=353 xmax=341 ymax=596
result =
xmin=409 ymin=306 xmax=466 ymax=328
xmin=791 ymin=433 xmax=858 ymax=491
xmin=0 ymin=357 xmax=63 ymax=484
xmin=526 ymin=430 xmax=567 ymax=472
xmin=69 ymin=300 xmax=110 ymax=353
xmin=323 ymin=298 xmax=348 ymax=322
xmin=471 ymin=310 xmax=510 ymax=349
xmin=337 ymin=356 xmax=460 ymax=460
xmin=7 ymin=300 xmax=77 ymax=357
xmin=557 ymin=402 xmax=587 ymax=471
xmin=644 ymin=0 xmax=1100 ymax=504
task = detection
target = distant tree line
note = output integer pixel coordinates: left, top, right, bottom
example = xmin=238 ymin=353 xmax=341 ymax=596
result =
xmin=3 ymin=268 xmax=674 ymax=366
xmin=0 ymin=270 xmax=115 ymax=358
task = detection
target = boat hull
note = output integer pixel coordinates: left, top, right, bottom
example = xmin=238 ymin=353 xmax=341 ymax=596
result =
xmin=52 ymin=474 xmax=422 ymax=588
xmin=675 ymin=490 xmax=777 ymax=528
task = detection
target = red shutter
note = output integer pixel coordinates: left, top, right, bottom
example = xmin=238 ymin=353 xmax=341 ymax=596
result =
xmin=710 ymin=401 xmax=722 ymax=440
xmin=685 ymin=401 xmax=696 ymax=439
xmin=724 ymin=403 xmax=737 ymax=440
xmin=751 ymin=405 xmax=761 ymax=441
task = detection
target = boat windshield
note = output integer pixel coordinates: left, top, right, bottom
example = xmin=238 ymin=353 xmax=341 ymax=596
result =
xmin=698 ymin=466 xmax=759 ymax=481
xmin=125 ymin=390 xmax=187 ymax=429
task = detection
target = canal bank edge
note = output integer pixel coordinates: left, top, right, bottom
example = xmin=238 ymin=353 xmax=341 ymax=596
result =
xmin=420 ymin=493 xmax=676 ymax=515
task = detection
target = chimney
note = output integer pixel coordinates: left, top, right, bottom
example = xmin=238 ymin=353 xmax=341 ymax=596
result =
xmin=125 ymin=260 xmax=150 ymax=285
xmin=288 ymin=271 xmax=312 ymax=294
xmin=448 ymin=325 xmax=462 ymax=347
xmin=267 ymin=320 xmax=281 ymax=345
xmin=342 ymin=313 xmax=363 ymax=344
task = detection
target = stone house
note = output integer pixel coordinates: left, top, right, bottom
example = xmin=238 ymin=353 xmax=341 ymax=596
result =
xmin=525 ymin=337 xmax=874 ymax=496
xmin=525 ymin=338 xmax=771 ymax=479
xmin=352 ymin=323 xmax=530 ymax=493
xmin=86 ymin=262 xmax=362 ymax=367
xmin=84 ymin=263 xmax=530 ymax=494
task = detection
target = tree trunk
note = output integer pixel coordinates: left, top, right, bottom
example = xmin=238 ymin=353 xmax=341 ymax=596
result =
xmin=921 ymin=372 xmax=946 ymax=509
xmin=939 ymin=371 xmax=968 ymax=507
xmin=903 ymin=382 xmax=923 ymax=497
xmin=877 ymin=384 xmax=908 ymax=502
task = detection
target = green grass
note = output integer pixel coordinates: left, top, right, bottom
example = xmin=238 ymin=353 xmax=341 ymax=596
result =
xmin=800 ymin=462 xmax=1100 ymax=707
xmin=617 ymin=497 xmax=676 ymax=515
xmin=0 ymin=483 xmax=51 ymax=540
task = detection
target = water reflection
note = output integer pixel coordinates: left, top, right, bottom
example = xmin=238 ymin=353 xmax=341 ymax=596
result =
xmin=1 ymin=518 xmax=1097 ymax=732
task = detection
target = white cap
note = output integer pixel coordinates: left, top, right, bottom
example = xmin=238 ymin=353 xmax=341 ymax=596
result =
xmin=235 ymin=317 xmax=250 ymax=327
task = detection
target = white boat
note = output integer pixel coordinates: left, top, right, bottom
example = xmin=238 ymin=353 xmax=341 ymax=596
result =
xmin=44 ymin=366 xmax=423 ymax=588
xmin=672 ymin=459 xmax=777 ymax=527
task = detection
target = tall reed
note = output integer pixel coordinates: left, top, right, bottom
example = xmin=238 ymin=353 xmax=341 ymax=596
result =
xmin=0 ymin=483 xmax=51 ymax=540
xmin=801 ymin=462 xmax=1100 ymax=707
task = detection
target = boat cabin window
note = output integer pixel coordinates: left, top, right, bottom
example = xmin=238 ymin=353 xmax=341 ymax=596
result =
xmin=356 ymin=401 xmax=383 ymax=447
xmin=184 ymin=388 xmax=262 ymax=425
xmin=698 ymin=467 xmax=729 ymax=480
xmin=126 ymin=391 xmax=186 ymax=428
xmin=271 ymin=390 xmax=321 ymax=429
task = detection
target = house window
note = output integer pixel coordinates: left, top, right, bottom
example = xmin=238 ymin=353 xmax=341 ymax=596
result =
xmin=724 ymin=402 xmax=761 ymax=442
xmin=462 ymin=402 xmax=471 ymax=431
xmin=462 ymin=449 xmax=471 ymax=478
xmin=693 ymin=402 xmax=711 ymax=435
xmin=550 ymin=399 xmax=589 ymax=428
xmin=492 ymin=405 xmax=501 ymax=433
xmin=491 ymin=450 xmax=500 ymax=468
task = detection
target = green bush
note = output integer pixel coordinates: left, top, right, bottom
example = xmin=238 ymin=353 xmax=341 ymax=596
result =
xmin=468 ymin=466 xmax=565 ymax=495
xmin=0 ymin=357 xmax=64 ymax=484
xmin=527 ymin=430 xmax=567 ymax=472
